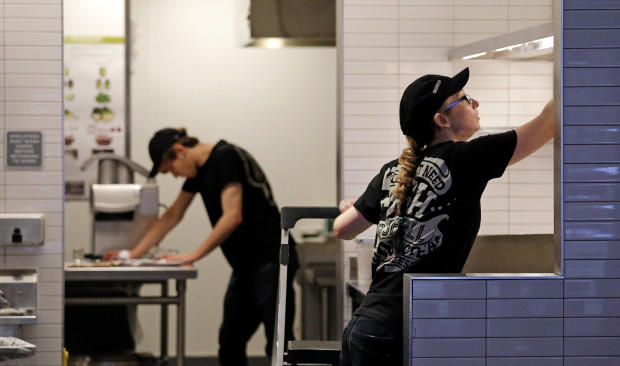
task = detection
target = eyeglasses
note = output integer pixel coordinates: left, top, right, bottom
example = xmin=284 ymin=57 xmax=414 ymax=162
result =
xmin=443 ymin=94 xmax=473 ymax=112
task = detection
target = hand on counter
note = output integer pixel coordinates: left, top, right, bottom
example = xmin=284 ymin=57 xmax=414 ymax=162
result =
xmin=102 ymin=249 xmax=135 ymax=261
xmin=157 ymin=252 xmax=197 ymax=265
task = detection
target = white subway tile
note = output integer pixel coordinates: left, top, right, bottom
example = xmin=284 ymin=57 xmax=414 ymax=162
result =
xmin=510 ymin=0 xmax=551 ymax=5
xmin=467 ymin=88 xmax=509 ymax=102
xmin=400 ymin=6 xmax=455 ymax=20
xmin=5 ymin=46 xmax=61 ymax=60
xmin=4 ymin=254 xmax=62 ymax=268
xmin=344 ymin=157 xmax=390 ymax=171
xmin=511 ymin=210 xmax=553 ymax=225
xmin=344 ymin=88 xmax=399 ymax=102
xmin=467 ymin=74 xmax=509 ymax=88
xmin=344 ymin=142 xmax=399 ymax=157
xmin=38 ymin=295 xmax=61 ymax=310
xmin=454 ymin=20 xmax=508 ymax=33
xmin=483 ymin=182 xmax=509 ymax=197
xmin=6 ymin=184 xmax=62 ymax=199
xmin=401 ymin=0 xmax=452 ymax=5
xmin=510 ymin=197 xmax=553 ymax=210
xmin=5 ymin=32 xmax=61 ymax=46
xmin=43 ymin=143 xmax=62 ymax=157
xmin=5 ymin=4 xmax=61 ymax=18
xmin=5 ymin=171 xmax=61 ymax=185
xmin=400 ymin=61 xmax=453 ymax=75
xmin=343 ymin=33 xmax=399 ymax=47
xmin=400 ymin=33 xmax=454 ymax=47
xmin=21 ymin=324 xmax=61 ymax=338
xmin=4 ymin=18 xmax=61 ymax=32
xmin=478 ymin=224 xmax=509 ymax=235
xmin=509 ymin=224 xmax=552 ymax=234
xmin=5 ymin=88 xmax=61 ymax=102
xmin=5 ymin=60 xmax=61 ymax=74
xmin=509 ymin=169 xmax=553 ymax=184
xmin=344 ymin=47 xmax=398 ymax=61
xmin=344 ymin=0 xmax=398 ymax=4
xmin=344 ymin=19 xmax=398 ymax=33
xmin=509 ymin=101 xmax=547 ymax=115
xmin=479 ymin=102 xmax=508 ymax=115
xmin=343 ymin=115 xmax=398 ymax=129
xmin=509 ymin=6 xmax=552 ymax=20
xmin=455 ymin=0 xmax=508 ymax=5
xmin=481 ymin=196 xmax=509 ymax=211
xmin=510 ymin=156 xmax=553 ymax=171
xmin=38 ymin=282 xmax=61 ymax=297
xmin=344 ymin=129 xmax=399 ymax=143
xmin=344 ymin=169 xmax=379 ymax=184
xmin=5 ymin=74 xmax=62 ymax=88
xmin=508 ymin=20 xmax=550 ymax=32
xmin=509 ymin=74 xmax=553 ymax=88
xmin=455 ymin=33 xmax=502 ymax=46
xmin=6 ymin=116 xmax=62 ymax=130
xmin=399 ymin=20 xmax=454 ymax=34
xmin=344 ymin=6 xmax=398 ymax=20
xmin=510 ymin=183 xmax=553 ymax=197
xmin=510 ymin=88 xmax=552 ymax=102
xmin=37 ymin=268 xmax=62 ymax=282
xmin=344 ymin=102 xmax=396 ymax=115
xmin=5 ymin=199 xmax=62 ymax=213
xmin=510 ymin=61 xmax=553 ymax=75
xmin=345 ymin=61 xmax=398 ymax=74
xmin=343 ymin=184 xmax=368 ymax=199
xmin=24 ymin=337 xmax=61 ymax=352
xmin=399 ymin=47 xmax=450 ymax=61
xmin=482 ymin=210 xmax=510 ymax=224
xmin=344 ymin=74 xmax=399 ymax=88
xmin=456 ymin=60 xmax=510 ymax=75
xmin=5 ymin=0 xmax=62 ymax=3
xmin=5 ymin=102 xmax=61 ymax=116
xmin=454 ymin=6 xmax=508 ymax=20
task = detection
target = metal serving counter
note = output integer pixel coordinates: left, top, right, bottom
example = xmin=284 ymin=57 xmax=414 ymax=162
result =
xmin=64 ymin=265 xmax=198 ymax=366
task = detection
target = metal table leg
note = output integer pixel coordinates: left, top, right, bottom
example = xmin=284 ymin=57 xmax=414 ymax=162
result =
xmin=161 ymin=280 xmax=168 ymax=361
xmin=176 ymin=279 xmax=186 ymax=366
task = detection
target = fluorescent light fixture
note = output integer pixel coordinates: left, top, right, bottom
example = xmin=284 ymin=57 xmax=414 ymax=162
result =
xmin=264 ymin=38 xmax=285 ymax=49
xmin=462 ymin=51 xmax=487 ymax=60
xmin=495 ymin=43 xmax=523 ymax=52
xmin=533 ymin=36 xmax=554 ymax=49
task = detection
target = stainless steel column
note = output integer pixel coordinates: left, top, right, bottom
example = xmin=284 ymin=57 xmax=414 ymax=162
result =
xmin=176 ymin=279 xmax=186 ymax=366
xmin=161 ymin=280 xmax=168 ymax=360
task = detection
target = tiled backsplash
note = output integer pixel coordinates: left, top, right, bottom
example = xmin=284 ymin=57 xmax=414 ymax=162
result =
xmin=0 ymin=1 xmax=63 ymax=365
xmin=341 ymin=0 xmax=553 ymax=321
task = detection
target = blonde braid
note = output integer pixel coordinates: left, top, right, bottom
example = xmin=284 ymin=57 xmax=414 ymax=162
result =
xmin=392 ymin=136 xmax=423 ymax=217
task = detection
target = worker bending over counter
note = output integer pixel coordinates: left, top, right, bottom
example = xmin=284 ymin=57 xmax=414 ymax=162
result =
xmin=104 ymin=127 xmax=297 ymax=366
xmin=333 ymin=67 xmax=554 ymax=365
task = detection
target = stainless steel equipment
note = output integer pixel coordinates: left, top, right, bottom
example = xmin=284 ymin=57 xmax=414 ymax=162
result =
xmin=0 ymin=269 xmax=38 ymax=361
xmin=80 ymin=154 xmax=159 ymax=255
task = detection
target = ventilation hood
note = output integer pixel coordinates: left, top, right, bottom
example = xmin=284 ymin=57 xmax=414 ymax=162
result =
xmin=448 ymin=22 xmax=554 ymax=61
xmin=243 ymin=0 xmax=335 ymax=47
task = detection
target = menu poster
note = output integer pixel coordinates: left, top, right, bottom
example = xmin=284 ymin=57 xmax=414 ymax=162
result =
xmin=63 ymin=37 xmax=126 ymax=199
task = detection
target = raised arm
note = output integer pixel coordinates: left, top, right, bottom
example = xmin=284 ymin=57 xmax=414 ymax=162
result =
xmin=334 ymin=201 xmax=373 ymax=240
xmin=509 ymin=99 xmax=555 ymax=166
xmin=103 ymin=189 xmax=195 ymax=260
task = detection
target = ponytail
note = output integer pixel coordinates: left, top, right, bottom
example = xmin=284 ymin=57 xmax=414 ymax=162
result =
xmin=392 ymin=136 xmax=424 ymax=216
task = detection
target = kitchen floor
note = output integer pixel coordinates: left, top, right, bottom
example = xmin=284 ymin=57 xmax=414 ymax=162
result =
xmin=168 ymin=356 xmax=269 ymax=366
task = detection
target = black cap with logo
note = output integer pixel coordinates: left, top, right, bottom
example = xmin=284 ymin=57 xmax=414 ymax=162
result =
xmin=148 ymin=128 xmax=187 ymax=177
xmin=399 ymin=67 xmax=469 ymax=146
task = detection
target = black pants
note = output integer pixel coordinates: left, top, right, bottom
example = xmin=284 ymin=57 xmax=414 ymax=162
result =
xmin=340 ymin=314 xmax=402 ymax=366
xmin=218 ymin=261 xmax=296 ymax=366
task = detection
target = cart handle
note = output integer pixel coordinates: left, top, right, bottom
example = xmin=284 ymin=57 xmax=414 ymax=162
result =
xmin=281 ymin=206 xmax=340 ymax=229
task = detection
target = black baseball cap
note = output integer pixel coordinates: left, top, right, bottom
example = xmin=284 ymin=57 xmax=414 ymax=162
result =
xmin=148 ymin=128 xmax=186 ymax=177
xmin=399 ymin=67 xmax=469 ymax=145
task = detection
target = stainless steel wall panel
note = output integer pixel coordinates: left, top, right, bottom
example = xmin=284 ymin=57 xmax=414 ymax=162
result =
xmin=564 ymin=164 xmax=620 ymax=183
xmin=564 ymin=146 xmax=620 ymax=164
xmin=487 ymin=279 xmax=563 ymax=298
xmin=565 ymin=279 xmax=620 ymax=297
xmin=564 ymin=183 xmax=620 ymax=202
xmin=565 ymin=318 xmax=620 ymax=336
xmin=565 ymin=357 xmax=620 ymax=366
xmin=564 ymin=106 xmax=620 ymax=125
xmin=487 ymin=318 xmax=563 ymax=337
xmin=411 ymin=319 xmax=485 ymax=338
xmin=565 ymin=0 xmax=620 ymax=10
xmin=565 ymin=222 xmax=620 ymax=240
xmin=564 ymin=337 xmax=620 ymax=356
xmin=410 ymin=338 xmax=485 ymax=358
xmin=486 ymin=338 xmax=563 ymax=357
xmin=564 ymin=29 xmax=620 ymax=48
xmin=487 ymin=357 xmax=562 ymax=366
xmin=487 ymin=299 xmax=563 ymax=318
xmin=565 ymin=259 xmax=620 ymax=278
xmin=565 ymin=10 xmax=620 ymax=29
xmin=411 ymin=299 xmax=486 ymax=319
xmin=565 ymin=87 xmax=620 ymax=106
xmin=412 ymin=280 xmax=486 ymax=299
xmin=565 ymin=202 xmax=620 ymax=220
xmin=565 ymin=298 xmax=620 ymax=317
xmin=565 ymin=68 xmax=620 ymax=86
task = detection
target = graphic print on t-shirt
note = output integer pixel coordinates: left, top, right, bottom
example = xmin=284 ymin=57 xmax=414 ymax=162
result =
xmin=232 ymin=145 xmax=276 ymax=207
xmin=374 ymin=156 xmax=453 ymax=273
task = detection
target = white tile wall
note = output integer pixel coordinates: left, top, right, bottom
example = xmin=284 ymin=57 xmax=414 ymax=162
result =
xmin=341 ymin=0 xmax=553 ymax=321
xmin=0 ymin=0 xmax=64 ymax=364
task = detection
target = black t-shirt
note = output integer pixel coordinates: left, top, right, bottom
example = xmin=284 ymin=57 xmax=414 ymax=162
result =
xmin=353 ymin=130 xmax=517 ymax=329
xmin=182 ymin=140 xmax=293 ymax=273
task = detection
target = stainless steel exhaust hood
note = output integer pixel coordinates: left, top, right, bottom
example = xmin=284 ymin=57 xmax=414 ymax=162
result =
xmin=244 ymin=0 xmax=335 ymax=47
xmin=448 ymin=22 xmax=554 ymax=61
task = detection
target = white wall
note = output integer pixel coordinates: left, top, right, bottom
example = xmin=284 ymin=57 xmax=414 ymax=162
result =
xmin=65 ymin=0 xmax=337 ymax=358
xmin=0 ymin=1 xmax=63 ymax=365
xmin=340 ymin=0 xmax=554 ymax=320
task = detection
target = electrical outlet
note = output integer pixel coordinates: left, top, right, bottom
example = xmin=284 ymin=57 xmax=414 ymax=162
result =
xmin=0 ymin=214 xmax=45 ymax=246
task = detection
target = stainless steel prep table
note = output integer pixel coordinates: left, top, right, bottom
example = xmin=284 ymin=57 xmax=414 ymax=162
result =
xmin=64 ymin=265 xmax=198 ymax=366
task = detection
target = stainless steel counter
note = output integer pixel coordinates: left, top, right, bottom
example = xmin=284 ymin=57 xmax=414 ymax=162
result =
xmin=64 ymin=265 xmax=198 ymax=366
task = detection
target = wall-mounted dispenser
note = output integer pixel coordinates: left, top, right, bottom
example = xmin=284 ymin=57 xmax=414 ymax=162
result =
xmin=0 ymin=214 xmax=45 ymax=246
